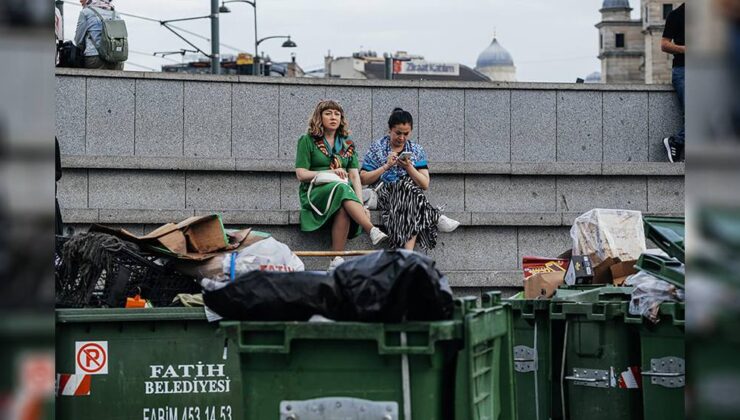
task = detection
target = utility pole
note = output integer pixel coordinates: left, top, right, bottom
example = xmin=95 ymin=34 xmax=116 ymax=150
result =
xmin=211 ymin=0 xmax=220 ymax=75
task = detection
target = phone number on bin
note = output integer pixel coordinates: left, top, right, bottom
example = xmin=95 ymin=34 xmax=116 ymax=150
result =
xmin=143 ymin=405 xmax=232 ymax=420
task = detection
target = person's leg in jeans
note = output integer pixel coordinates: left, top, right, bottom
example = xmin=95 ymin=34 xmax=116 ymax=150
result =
xmin=672 ymin=66 xmax=685 ymax=146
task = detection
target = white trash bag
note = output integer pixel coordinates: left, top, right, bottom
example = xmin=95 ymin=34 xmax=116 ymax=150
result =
xmin=221 ymin=237 xmax=304 ymax=278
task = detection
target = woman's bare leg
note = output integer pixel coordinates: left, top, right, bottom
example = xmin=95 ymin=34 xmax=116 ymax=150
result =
xmin=331 ymin=207 xmax=350 ymax=251
xmin=404 ymin=235 xmax=417 ymax=250
xmin=342 ymin=200 xmax=374 ymax=232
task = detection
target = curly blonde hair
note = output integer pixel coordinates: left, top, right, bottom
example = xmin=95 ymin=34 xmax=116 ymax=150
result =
xmin=307 ymin=100 xmax=351 ymax=138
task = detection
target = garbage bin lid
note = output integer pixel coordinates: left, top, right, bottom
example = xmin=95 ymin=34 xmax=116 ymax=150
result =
xmin=644 ymin=216 xmax=685 ymax=263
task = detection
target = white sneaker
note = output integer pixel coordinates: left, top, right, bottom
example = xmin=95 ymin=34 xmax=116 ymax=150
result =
xmin=328 ymin=256 xmax=345 ymax=271
xmin=369 ymin=227 xmax=388 ymax=245
xmin=437 ymin=215 xmax=460 ymax=233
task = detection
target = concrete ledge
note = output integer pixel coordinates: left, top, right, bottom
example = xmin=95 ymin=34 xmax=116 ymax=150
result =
xmin=472 ymin=212 xmax=562 ymax=226
xmin=56 ymin=68 xmax=674 ymax=91
xmin=446 ymin=270 xmax=522 ymax=288
xmin=63 ymin=208 xmax=685 ymax=226
xmin=602 ymin=162 xmax=685 ymax=175
xmin=511 ymin=162 xmax=602 ymax=176
xmin=62 ymin=156 xmax=237 ymax=171
xmin=61 ymin=208 xmax=99 ymax=222
xmin=561 ymin=211 xmax=685 ymax=226
xmin=434 ymin=162 xmax=512 ymax=174
xmin=98 ymin=209 xmax=196 ymax=224
xmin=62 ymin=156 xmax=685 ymax=176
xmin=208 ymin=210 xmax=291 ymax=225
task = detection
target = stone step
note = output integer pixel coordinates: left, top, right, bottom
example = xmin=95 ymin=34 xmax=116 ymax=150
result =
xmin=62 ymin=207 xmax=683 ymax=227
xmin=61 ymin=156 xmax=685 ymax=176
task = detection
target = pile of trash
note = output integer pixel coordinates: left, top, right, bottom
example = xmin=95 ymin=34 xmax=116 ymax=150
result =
xmin=522 ymin=208 xmax=685 ymax=323
xmin=55 ymin=214 xmax=454 ymax=322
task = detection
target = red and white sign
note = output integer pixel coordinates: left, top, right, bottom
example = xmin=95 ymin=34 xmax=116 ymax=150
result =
xmin=56 ymin=374 xmax=91 ymax=396
xmin=75 ymin=341 xmax=108 ymax=375
xmin=618 ymin=366 xmax=642 ymax=389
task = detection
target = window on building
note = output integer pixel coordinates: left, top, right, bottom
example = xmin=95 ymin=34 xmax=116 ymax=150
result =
xmin=600 ymin=34 xmax=603 ymax=49
xmin=615 ymin=33 xmax=625 ymax=48
xmin=663 ymin=4 xmax=673 ymax=20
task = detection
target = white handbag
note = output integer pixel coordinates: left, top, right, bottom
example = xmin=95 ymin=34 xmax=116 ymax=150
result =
xmin=307 ymin=172 xmax=349 ymax=216
xmin=362 ymin=182 xmax=383 ymax=210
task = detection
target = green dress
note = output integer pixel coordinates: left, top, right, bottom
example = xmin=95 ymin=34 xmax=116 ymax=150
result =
xmin=295 ymin=134 xmax=363 ymax=238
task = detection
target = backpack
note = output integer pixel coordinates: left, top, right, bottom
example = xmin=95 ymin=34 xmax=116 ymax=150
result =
xmin=57 ymin=40 xmax=84 ymax=68
xmin=88 ymin=7 xmax=128 ymax=63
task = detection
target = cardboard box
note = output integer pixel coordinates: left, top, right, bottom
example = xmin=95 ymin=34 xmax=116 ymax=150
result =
xmin=564 ymin=255 xmax=594 ymax=285
xmin=92 ymin=215 xmax=259 ymax=260
xmin=610 ymin=260 xmax=638 ymax=285
xmin=522 ymin=256 xmax=569 ymax=279
xmin=592 ymin=256 xmax=621 ymax=285
xmin=524 ymin=272 xmax=565 ymax=299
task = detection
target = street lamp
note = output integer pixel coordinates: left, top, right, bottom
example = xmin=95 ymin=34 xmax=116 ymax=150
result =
xmin=255 ymin=35 xmax=297 ymax=75
xmin=219 ymin=0 xmax=258 ymax=75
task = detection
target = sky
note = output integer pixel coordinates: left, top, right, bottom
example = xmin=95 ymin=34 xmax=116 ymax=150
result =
xmin=62 ymin=0 xmax=640 ymax=82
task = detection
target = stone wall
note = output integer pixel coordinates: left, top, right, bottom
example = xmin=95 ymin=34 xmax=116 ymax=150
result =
xmin=55 ymin=69 xmax=685 ymax=297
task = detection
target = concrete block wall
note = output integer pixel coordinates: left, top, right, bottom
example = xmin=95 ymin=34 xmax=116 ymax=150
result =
xmin=56 ymin=69 xmax=685 ymax=297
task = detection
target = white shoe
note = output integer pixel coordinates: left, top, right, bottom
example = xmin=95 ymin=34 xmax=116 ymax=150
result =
xmin=328 ymin=256 xmax=345 ymax=271
xmin=437 ymin=215 xmax=460 ymax=233
xmin=369 ymin=227 xmax=388 ymax=245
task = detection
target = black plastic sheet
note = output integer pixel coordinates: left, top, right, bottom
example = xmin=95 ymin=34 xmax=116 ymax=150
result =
xmin=203 ymin=250 xmax=454 ymax=322
xmin=333 ymin=250 xmax=454 ymax=322
xmin=203 ymin=270 xmax=343 ymax=321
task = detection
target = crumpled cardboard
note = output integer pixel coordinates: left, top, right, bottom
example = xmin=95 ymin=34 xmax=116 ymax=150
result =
xmin=524 ymin=272 xmax=565 ymax=299
xmin=91 ymin=214 xmax=262 ymax=261
xmin=610 ymin=260 xmax=638 ymax=286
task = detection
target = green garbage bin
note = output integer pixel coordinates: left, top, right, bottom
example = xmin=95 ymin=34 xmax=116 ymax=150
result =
xmin=506 ymin=294 xmax=558 ymax=420
xmin=221 ymin=295 xmax=514 ymax=420
xmin=625 ymin=302 xmax=685 ymax=420
xmin=55 ymin=308 xmax=245 ymax=420
xmin=505 ymin=287 xmax=627 ymax=420
xmin=551 ymin=300 xmax=643 ymax=420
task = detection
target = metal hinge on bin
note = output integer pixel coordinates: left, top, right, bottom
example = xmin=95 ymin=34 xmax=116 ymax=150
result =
xmin=514 ymin=345 xmax=537 ymax=373
xmin=564 ymin=368 xmax=610 ymax=388
xmin=641 ymin=357 xmax=685 ymax=388
xmin=280 ymin=397 xmax=398 ymax=420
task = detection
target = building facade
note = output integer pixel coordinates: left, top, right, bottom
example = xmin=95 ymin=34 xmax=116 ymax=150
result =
xmin=597 ymin=0 xmax=679 ymax=84
xmin=324 ymin=51 xmax=490 ymax=82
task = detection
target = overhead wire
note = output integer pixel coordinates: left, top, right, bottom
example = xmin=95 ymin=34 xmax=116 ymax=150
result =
xmin=128 ymin=49 xmax=182 ymax=63
xmin=62 ymin=1 xmax=243 ymax=52
xmin=124 ymin=62 xmax=158 ymax=71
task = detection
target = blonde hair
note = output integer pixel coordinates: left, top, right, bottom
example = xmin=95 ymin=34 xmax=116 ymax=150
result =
xmin=307 ymin=100 xmax=351 ymax=138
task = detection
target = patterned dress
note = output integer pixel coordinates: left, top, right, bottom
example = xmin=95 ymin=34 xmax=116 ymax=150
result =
xmin=361 ymin=136 xmax=441 ymax=250
xmin=295 ymin=134 xmax=363 ymax=238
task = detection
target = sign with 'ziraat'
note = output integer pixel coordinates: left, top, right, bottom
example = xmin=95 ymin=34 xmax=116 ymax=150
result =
xmin=75 ymin=341 xmax=108 ymax=375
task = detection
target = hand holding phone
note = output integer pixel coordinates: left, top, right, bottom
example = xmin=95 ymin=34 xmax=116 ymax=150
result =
xmin=399 ymin=151 xmax=413 ymax=162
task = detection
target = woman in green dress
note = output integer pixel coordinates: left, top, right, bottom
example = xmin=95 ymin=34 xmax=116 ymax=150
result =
xmin=295 ymin=100 xmax=388 ymax=269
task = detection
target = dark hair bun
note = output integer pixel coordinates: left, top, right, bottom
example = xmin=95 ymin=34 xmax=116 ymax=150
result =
xmin=392 ymin=107 xmax=404 ymax=113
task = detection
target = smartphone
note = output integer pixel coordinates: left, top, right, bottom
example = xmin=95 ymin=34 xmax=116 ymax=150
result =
xmin=399 ymin=151 xmax=413 ymax=161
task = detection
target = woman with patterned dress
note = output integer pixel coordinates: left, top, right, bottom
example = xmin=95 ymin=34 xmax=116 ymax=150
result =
xmin=360 ymin=108 xmax=460 ymax=250
xmin=295 ymin=100 xmax=388 ymax=269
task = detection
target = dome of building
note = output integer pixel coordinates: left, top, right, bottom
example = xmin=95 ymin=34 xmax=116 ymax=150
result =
xmin=601 ymin=0 xmax=630 ymax=9
xmin=476 ymin=38 xmax=514 ymax=69
xmin=585 ymin=71 xmax=601 ymax=83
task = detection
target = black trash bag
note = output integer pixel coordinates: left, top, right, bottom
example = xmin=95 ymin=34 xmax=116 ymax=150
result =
xmin=332 ymin=250 xmax=454 ymax=322
xmin=202 ymin=270 xmax=344 ymax=321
